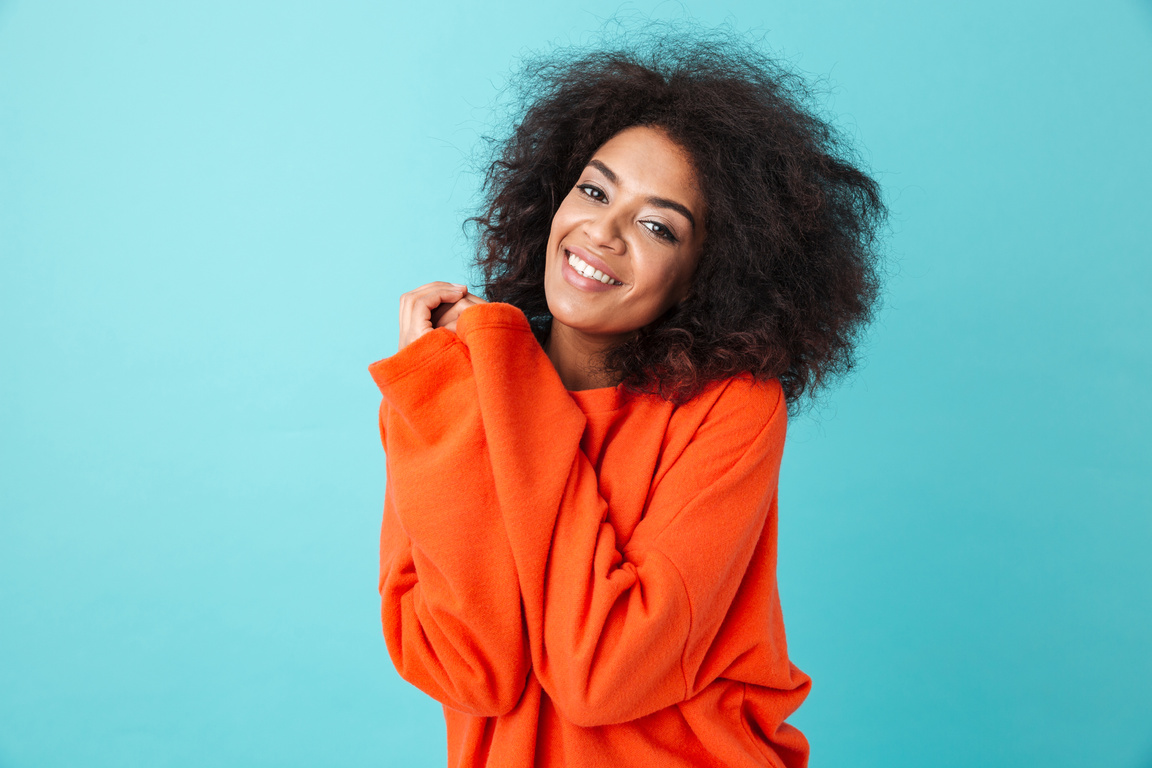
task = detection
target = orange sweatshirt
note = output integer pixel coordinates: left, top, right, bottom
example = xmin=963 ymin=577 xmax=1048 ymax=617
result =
xmin=369 ymin=302 xmax=811 ymax=768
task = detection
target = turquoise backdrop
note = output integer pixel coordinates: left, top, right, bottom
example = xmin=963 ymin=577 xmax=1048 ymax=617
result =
xmin=1 ymin=1 xmax=1150 ymax=766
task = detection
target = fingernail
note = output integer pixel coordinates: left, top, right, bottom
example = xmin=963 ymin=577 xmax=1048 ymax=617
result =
xmin=452 ymin=283 xmax=466 ymax=289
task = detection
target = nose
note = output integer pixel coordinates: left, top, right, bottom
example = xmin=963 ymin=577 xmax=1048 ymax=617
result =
xmin=583 ymin=206 xmax=626 ymax=253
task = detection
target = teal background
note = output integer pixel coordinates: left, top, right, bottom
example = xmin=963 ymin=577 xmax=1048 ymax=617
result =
xmin=1 ymin=1 xmax=1150 ymax=766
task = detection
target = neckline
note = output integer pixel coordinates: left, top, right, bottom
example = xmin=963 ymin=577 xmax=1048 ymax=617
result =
xmin=567 ymin=383 xmax=624 ymax=413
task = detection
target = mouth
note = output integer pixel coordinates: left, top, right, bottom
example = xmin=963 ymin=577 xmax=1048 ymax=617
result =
xmin=564 ymin=248 xmax=624 ymax=286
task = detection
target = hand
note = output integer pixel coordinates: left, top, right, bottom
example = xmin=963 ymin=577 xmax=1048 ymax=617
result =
xmin=397 ymin=283 xmax=490 ymax=351
xmin=398 ymin=282 xmax=469 ymax=352
xmin=431 ymin=290 xmax=488 ymax=334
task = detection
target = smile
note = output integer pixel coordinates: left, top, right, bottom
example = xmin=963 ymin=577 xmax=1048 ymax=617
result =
xmin=565 ymin=250 xmax=623 ymax=285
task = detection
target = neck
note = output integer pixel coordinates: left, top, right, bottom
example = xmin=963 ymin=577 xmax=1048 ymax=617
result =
xmin=544 ymin=322 xmax=630 ymax=391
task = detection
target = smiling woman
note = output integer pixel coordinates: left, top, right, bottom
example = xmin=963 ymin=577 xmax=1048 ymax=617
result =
xmin=369 ymin=27 xmax=886 ymax=768
xmin=543 ymin=125 xmax=707 ymax=390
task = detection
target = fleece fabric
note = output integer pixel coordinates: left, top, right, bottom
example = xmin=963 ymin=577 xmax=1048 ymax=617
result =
xmin=369 ymin=301 xmax=811 ymax=768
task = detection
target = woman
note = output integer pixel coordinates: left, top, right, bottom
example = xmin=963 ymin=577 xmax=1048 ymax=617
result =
xmin=369 ymin=32 xmax=885 ymax=768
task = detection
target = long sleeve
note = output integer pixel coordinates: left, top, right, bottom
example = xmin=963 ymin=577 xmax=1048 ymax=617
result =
xmin=451 ymin=303 xmax=791 ymax=728
xmin=371 ymin=328 xmax=530 ymax=717
xmin=372 ymin=302 xmax=796 ymax=730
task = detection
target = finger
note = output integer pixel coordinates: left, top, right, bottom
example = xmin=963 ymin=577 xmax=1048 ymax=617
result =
xmin=433 ymin=304 xmax=465 ymax=329
xmin=399 ymin=282 xmax=467 ymax=304
xmin=433 ymin=293 xmax=489 ymax=328
xmin=404 ymin=281 xmax=467 ymax=294
xmin=430 ymin=300 xmax=457 ymax=326
xmin=456 ymin=292 xmax=487 ymax=305
xmin=403 ymin=283 xmax=467 ymax=309
xmin=399 ymin=285 xmax=467 ymax=323
xmin=397 ymin=284 xmax=470 ymax=351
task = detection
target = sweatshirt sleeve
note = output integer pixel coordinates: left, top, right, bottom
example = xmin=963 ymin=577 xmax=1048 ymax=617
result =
xmin=369 ymin=327 xmax=530 ymax=717
xmin=446 ymin=302 xmax=791 ymax=728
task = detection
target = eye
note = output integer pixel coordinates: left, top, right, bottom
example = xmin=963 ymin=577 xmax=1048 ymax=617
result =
xmin=643 ymin=220 xmax=679 ymax=243
xmin=576 ymin=183 xmax=606 ymax=201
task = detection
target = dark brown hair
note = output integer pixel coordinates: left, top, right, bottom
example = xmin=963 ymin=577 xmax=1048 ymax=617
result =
xmin=468 ymin=29 xmax=887 ymax=409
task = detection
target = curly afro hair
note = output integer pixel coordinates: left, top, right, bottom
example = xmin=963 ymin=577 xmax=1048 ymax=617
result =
xmin=468 ymin=28 xmax=887 ymax=410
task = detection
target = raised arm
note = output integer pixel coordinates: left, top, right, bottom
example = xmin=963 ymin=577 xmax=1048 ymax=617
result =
xmin=371 ymin=328 xmax=529 ymax=717
xmin=452 ymin=302 xmax=799 ymax=727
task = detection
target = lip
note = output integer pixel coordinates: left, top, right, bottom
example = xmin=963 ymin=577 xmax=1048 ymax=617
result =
xmin=563 ymin=245 xmax=624 ymax=285
xmin=562 ymin=255 xmax=619 ymax=293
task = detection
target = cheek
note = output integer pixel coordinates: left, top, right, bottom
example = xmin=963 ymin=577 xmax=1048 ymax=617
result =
xmin=549 ymin=199 xmax=578 ymax=239
xmin=645 ymin=255 xmax=697 ymax=308
xmin=655 ymin=254 xmax=695 ymax=290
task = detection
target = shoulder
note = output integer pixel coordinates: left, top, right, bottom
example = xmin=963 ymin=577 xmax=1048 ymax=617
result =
xmin=714 ymin=373 xmax=785 ymax=416
xmin=639 ymin=375 xmax=787 ymax=521
xmin=691 ymin=374 xmax=786 ymax=435
xmin=656 ymin=374 xmax=787 ymax=461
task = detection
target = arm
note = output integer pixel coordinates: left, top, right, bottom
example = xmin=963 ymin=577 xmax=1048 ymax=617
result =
xmin=536 ymin=397 xmax=787 ymax=727
xmin=371 ymin=328 xmax=530 ymax=717
xmin=453 ymin=302 xmax=793 ymax=727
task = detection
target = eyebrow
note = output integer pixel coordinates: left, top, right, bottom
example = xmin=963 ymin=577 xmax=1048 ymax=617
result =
xmin=587 ymin=159 xmax=697 ymax=230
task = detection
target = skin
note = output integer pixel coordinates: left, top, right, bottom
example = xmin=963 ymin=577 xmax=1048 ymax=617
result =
xmin=398 ymin=125 xmax=706 ymax=391
xmin=396 ymin=281 xmax=472 ymax=350
xmin=540 ymin=125 xmax=706 ymax=389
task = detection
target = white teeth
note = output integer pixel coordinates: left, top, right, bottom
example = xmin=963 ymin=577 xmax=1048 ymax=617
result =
xmin=566 ymin=250 xmax=621 ymax=285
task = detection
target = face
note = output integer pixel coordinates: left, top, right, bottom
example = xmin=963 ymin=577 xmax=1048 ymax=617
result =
xmin=543 ymin=125 xmax=706 ymax=346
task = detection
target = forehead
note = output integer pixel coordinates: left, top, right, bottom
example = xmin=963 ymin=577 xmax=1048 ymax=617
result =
xmin=589 ymin=126 xmax=703 ymax=213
